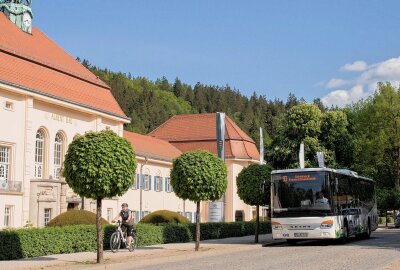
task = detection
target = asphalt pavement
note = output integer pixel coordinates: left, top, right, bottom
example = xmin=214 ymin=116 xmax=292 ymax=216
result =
xmin=2 ymin=228 xmax=399 ymax=270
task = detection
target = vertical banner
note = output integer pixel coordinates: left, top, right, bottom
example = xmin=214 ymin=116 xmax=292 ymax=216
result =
xmin=216 ymin=112 xmax=225 ymax=161
xmin=209 ymin=112 xmax=225 ymax=223
xmin=259 ymin=127 xmax=264 ymax=164
xmin=317 ymin=152 xmax=325 ymax=168
xmin=299 ymin=143 xmax=305 ymax=169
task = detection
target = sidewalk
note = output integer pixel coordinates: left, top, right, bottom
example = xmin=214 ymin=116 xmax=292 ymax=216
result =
xmin=1 ymin=234 xmax=277 ymax=270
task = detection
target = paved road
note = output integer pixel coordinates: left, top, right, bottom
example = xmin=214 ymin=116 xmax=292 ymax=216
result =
xmin=75 ymin=228 xmax=400 ymax=270
xmin=5 ymin=228 xmax=400 ymax=270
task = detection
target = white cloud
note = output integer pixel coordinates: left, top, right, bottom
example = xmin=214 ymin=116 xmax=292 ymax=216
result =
xmin=322 ymin=57 xmax=400 ymax=107
xmin=321 ymin=85 xmax=368 ymax=107
xmin=326 ymin=78 xmax=347 ymax=88
xmin=341 ymin=60 xmax=368 ymax=72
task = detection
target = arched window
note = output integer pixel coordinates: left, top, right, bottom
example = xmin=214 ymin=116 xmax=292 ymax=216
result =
xmin=34 ymin=130 xmax=45 ymax=178
xmin=53 ymin=133 xmax=64 ymax=179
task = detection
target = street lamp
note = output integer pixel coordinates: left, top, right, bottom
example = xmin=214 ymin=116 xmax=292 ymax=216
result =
xmin=139 ymin=156 xmax=148 ymax=221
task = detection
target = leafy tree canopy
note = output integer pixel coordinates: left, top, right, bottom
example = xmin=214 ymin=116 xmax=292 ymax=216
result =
xmin=170 ymin=150 xmax=227 ymax=202
xmin=63 ymin=130 xmax=137 ymax=199
xmin=236 ymin=164 xmax=272 ymax=206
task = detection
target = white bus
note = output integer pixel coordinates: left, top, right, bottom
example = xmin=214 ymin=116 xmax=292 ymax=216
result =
xmin=271 ymin=168 xmax=378 ymax=244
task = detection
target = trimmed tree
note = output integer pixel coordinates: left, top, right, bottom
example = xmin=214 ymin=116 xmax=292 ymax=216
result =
xmin=63 ymin=130 xmax=136 ymax=263
xmin=171 ymin=150 xmax=227 ymax=251
xmin=237 ymin=164 xmax=272 ymax=243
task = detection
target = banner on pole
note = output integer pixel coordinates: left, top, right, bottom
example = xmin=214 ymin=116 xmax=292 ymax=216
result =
xmin=299 ymin=143 xmax=305 ymax=169
xmin=259 ymin=127 xmax=264 ymax=164
xmin=317 ymin=152 xmax=325 ymax=168
xmin=210 ymin=112 xmax=226 ymax=223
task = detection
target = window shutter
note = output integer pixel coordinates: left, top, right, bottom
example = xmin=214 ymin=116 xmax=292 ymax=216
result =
xmin=141 ymin=175 xmax=145 ymax=190
xmin=149 ymin=175 xmax=152 ymax=190
xmin=160 ymin=177 xmax=163 ymax=191
xmin=165 ymin=177 xmax=168 ymax=192
xmin=136 ymin=174 xmax=140 ymax=189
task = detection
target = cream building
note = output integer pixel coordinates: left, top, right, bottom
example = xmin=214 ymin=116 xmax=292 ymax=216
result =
xmin=149 ymin=113 xmax=263 ymax=222
xmin=0 ymin=2 xmax=262 ymax=229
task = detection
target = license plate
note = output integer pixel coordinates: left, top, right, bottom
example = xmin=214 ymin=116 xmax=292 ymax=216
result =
xmin=294 ymin=233 xmax=308 ymax=237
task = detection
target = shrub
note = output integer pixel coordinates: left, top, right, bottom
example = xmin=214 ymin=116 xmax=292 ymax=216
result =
xmin=139 ymin=210 xmax=190 ymax=225
xmin=251 ymin=216 xmax=270 ymax=222
xmin=47 ymin=210 xmax=109 ymax=227
xmin=378 ymin=216 xmax=394 ymax=224
xmin=0 ymin=221 xmax=271 ymax=260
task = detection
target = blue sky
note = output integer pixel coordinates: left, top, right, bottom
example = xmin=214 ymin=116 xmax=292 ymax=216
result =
xmin=32 ymin=1 xmax=400 ymax=106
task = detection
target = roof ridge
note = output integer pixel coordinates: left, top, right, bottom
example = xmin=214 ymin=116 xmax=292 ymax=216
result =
xmin=173 ymin=113 xmax=216 ymax=118
xmin=0 ymin=45 xmax=110 ymax=90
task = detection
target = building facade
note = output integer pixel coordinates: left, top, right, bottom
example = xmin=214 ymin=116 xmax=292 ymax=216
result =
xmin=0 ymin=2 xmax=263 ymax=229
xmin=0 ymin=2 xmax=130 ymax=228
xmin=149 ymin=113 xmax=263 ymax=222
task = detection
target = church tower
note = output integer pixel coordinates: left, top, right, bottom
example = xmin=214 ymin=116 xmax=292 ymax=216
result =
xmin=0 ymin=0 xmax=33 ymax=34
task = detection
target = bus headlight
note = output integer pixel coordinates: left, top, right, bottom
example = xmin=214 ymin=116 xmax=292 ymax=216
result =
xmin=320 ymin=220 xmax=333 ymax=229
xmin=272 ymin=221 xmax=283 ymax=230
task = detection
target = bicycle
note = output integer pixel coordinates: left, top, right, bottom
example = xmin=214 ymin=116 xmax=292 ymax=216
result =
xmin=110 ymin=220 xmax=138 ymax=253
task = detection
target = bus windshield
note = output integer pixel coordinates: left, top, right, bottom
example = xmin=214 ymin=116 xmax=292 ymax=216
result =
xmin=272 ymin=171 xmax=333 ymax=217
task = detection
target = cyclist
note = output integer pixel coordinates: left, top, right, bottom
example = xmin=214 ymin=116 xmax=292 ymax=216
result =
xmin=112 ymin=203 xmax=134 ymax=248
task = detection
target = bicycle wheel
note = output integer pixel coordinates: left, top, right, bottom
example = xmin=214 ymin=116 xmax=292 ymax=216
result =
xmin=129 ymin=233 xmax=138 ymax=252
xmin=110 ymin=232 xmax=121 ymax=253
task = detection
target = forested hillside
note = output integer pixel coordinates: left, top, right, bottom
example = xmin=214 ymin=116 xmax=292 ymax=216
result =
xmin=81 ymin=59 xmax=322 ymax=146
xmin=81 ymin=59 xmax=400 ymax=195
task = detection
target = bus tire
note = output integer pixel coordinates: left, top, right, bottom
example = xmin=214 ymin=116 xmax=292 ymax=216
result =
xmin=339 ymin=224 xmax=349 ymax=244
xmin=364 ymin=219 xmax=371 ymax=239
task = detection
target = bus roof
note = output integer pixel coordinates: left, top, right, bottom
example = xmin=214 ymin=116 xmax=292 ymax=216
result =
xmin=271 ymin=168 xmax=374 ymax=182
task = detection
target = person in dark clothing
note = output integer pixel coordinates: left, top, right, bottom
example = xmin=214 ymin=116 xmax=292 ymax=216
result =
xmin=112 ymin=203 xmax=134 ymax=248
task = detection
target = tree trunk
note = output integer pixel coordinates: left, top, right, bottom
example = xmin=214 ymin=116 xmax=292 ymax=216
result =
xmin=195 ymin=201 xmax=200 ymax=251
xmin=96 ymin=198 xmax=103 ymax=263
xmin=255 ymin=205 xmax=259 ymax=243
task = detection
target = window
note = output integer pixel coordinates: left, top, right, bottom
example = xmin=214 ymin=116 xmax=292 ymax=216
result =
xmin=0 ymin=146 xmax=10 ymax=183
xmin=4 ymin=206 xmax=13 ymax=227
xmin=132 ymin=174 xmax=138 ymax=190
xmin=155 ymin=176 xmax=163 ymax=192
xmin=107 ymin=208 xmax=113 ymax=222
xmin=4 ymin=101 xmax=13 ymax=111
xmin=44 ymin=208 xmax=52 ymax=226
xmin=53 ymin=133 xmax=63 ymax=180
xmin=185 ymin=212 xmax=192 ymax=222
xmin=144 ymin=174 xmax=150 ymax=190
xmin=165 ymin=177 xmax=172 ymax=193
xmin=35 ymin=130 xmax=45 ymax=178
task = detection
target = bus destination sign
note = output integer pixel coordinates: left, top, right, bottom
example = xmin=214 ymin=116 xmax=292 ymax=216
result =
xmin=282 ymin=174 xmax=317 ymax=182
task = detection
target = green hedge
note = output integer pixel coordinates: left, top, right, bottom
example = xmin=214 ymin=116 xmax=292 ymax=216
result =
xmin=0 ymin=221 xmax=271 ymax=260
xmin=378 ymin=216 xmax=394 ymax=224
xmin=139 ymin=210 xmax=190 ymax=225
xmin=47 ymin=210 xmax=109 ymax=227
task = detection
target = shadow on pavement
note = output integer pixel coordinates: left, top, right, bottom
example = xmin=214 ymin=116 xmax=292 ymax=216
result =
xmin=262 ymin=229 xmax=400 ymax=250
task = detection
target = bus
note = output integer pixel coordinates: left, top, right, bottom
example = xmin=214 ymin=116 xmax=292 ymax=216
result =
xmin=271 ymin=168 xmax=378 ymax=244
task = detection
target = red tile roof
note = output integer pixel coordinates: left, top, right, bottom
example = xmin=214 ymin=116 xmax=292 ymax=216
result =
xmin=124 ymin=131 xmax=182 ymax=162
xmin=149 ymin=113 xmax=260 ymax=160
xmin=0 ymin=13 xmax=127 ymax=119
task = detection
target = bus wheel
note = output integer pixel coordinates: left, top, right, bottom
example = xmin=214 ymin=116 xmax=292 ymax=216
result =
xmin=339 ymin=225 xmax=349 ymax=244
xmin=364 ymin=220 xmax=371 ymax=239
xmin=287 ymin=239 xmax=297 ymax=246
